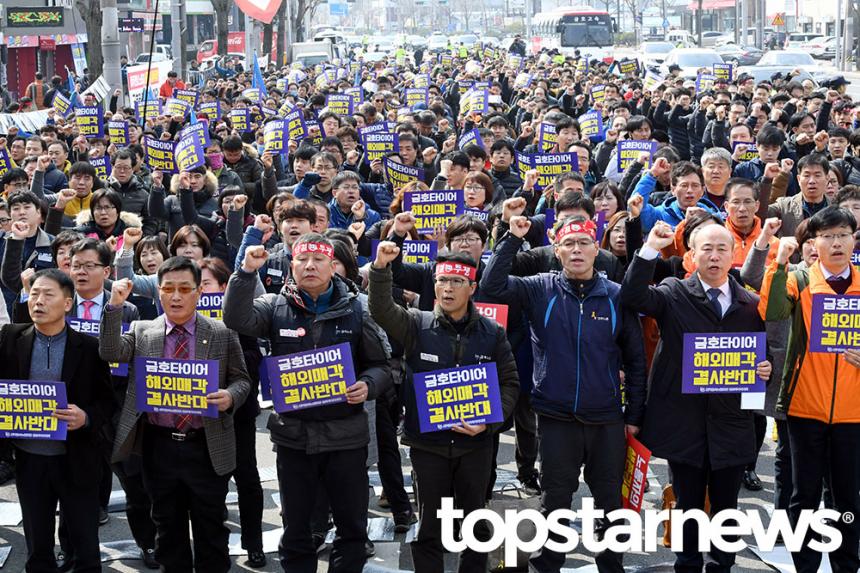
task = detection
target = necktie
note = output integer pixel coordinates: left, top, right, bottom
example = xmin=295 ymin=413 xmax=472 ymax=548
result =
xmin=171 ymin=325 xmax=192 ymax=431
xmin=707 ymin=287 xmax=723 ymax=318
xmin=82 ymin=300 xmax=95 ymax=320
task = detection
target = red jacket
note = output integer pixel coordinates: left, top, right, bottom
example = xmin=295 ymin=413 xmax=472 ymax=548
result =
xmin=159 ymin=79 xmax=186 ymax=99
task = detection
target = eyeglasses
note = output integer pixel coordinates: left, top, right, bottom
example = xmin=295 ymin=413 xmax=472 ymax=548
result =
xmin=336 ymin=185 xmax=361 ymax=191
xmin=435 ymin=276 xmax=470 ymax=288
xmin=450 ymin=235 xmax=483 ymax=246
xmin=463 ymin=185 xmax=485 ymax=192
xmin=817 ymin=232 xmax=854 ymax=243
xmin=71 ymin=262 xmax=106 ymax=272
xmin=727 ymin=199 xmax=756 ymax=207
xmin=159 ymin=284 xmax=197 ymax=294
xmin=113 ymin=165 xmax=132 ymax=172
xmin=93 ymin=204 xmax=117 ymax=212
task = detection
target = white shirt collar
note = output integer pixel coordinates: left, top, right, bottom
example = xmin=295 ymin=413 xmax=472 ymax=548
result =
xmin=698 ymin=276 xmax=730 ymax=300
xmin=820 ymin=264 xmax=851 ymax=281
xmin=77 ymin=291 xmax=105 ymax=307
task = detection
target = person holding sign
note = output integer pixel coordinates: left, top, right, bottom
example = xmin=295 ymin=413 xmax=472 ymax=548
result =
xmin=621 ymin=221 xmax=771 ymax=573
xmin=759 ymin=207 xmax=860 ymax=573
xmin=482 ymin=215 xmax=647 ymax=573
xmin=99 ymin=257 xmax=250 ymax=573
xmin=0 ymin=269 xmax=115 ymax=573
xmin=223 ymin=234 xmax=391 ymax=573
xmin=368 ymin=242 xmax=519 ymax=573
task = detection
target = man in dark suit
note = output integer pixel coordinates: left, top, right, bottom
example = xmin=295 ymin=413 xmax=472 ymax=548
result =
xmin=99 ymin=256 xmax=251 ymax=573
xmin=621 ymin=221 xmax=772 ymax=573
xmin=0 ymin=268 xmax=115 ymax=572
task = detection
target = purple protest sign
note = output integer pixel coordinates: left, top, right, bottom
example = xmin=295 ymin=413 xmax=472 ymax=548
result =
xmin=135 ymin=99 xmax=161 ymax=123
xmin=458 ymin=128 xmax=485 ymax=150
xmin=135 ymin=357 xmax=219 ymax=417
xmin=465 ymin=208 xmax=490 ymax=223
xmin=107 ymin=120 xmax=130 ymax=148
xmin=263 ymin=119 xmax=289 ymax=155
xmin=196 ymin=292 xmax=223 ymax=321
xmin=229 ymin=108 xmax=252 ymax=132
xmin=362 ymin=131 xmax=399 ymax=163
xmin=264 ymin=343 xmax=356 ymax=413
xmin=617 ymin=140 xmax=658 ymax=172
xmin=852 ymin=250 xmax=860 ymax=267
xmin=413 ymin=363 xmax=504 ymax=432
xmin=326 ymin=93 xmax=353 ymax=116
xmin=578 ymin=111 xmax=604 ymax=139
xmin=198 ymin=101 xmax=221 ymax=121
xmin=543 ymin=208 xmax=555 ymax=246
xmin=67 ymin=318 xmax=130 ymax=376
xmin=175 ymin=132 xmax=207 ymax=171
xmin=681 ymin=332 xmax=766 ymax=394
xmin=538 ymin=122 xmax=557 ymax=152
xmin=164 ymin=97 xmax=192 ymax=118
xmin=403 ymin=189 xmax=465 ymax=234
xmin=172 ymin=88 xmax=200 ymax=108
xmin=809 ymin=294 xmax=860 ymax=353
xmin=179 ymin=123 xmax=211 ymax=148
xmin=371 ymin=239 xmax=438 ymax=264
xmin=595 ymin=210 xmax=607 ymax=244
xmin=75 ymin=106 xmax=104 ymax=138
xmin=90 ymin=155 xmax=112 ymax=182
xmin=531 ymin=152 xmax=579 ymax=190
xmin=0 ymin=380 xmax=68 ymax=440
xmin=52 ymin=92 xmax=73 ymax=118
xmin=143 ymin=136 xmax=176 ymax=173
xmin=382 ymin=157 xmax=424 ymax=189
xmin=0 ymin=149 xmax=10 ymax=177
xmin=405 ymin=87 xmax=429 ymax=109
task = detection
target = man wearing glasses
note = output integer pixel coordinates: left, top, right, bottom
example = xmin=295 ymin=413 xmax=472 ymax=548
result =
xmin=100 ymin=257 xmax=250 ymax=573
xmin=368 ymin=242 xmax=520 ymax=573
xmin=108 ymin=149 xmax=158 ymax=236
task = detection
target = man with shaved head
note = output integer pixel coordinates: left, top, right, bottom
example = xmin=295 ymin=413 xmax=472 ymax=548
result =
xmin=621 ymin=221 xmax=772 ymax=572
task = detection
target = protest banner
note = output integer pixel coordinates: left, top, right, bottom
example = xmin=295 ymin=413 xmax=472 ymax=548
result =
xmin=90 ymin=155 xmax=112 ymax=181
xmin=513 ymin=72 xmax=533 ymax=90
xmin=732 ymin=141 xmax=758 ymax=162
xmin=853 ymin=250 xmax=860 ymax=266
xmin=405 ymin=87 xmax=429 ymax=109
xmin=284 ymin=108 xmax=308 ymax=141
xmin=576 ymin=58 xmax=589 ymax=74
xmin=196 ymin=292 xmax=223 ymax=321
xmin=619 ymin=59 xmax=639 ymax=75
xmin=643 ymin=71 xmax=664 ymax=92
xmin=474 ymin=302 xmax=509 ymax=329
xmin=507 ymin=54 xmax=524 ymax=70
xmin=164 ymin=97 xmax=192 ymax=118
xmin=578 ymin=111 xmax=604 ymax=139
xmin=107 ymin=120 xmax=130 ymax=148
xmin=172 ymin=88 xmax=199 ymax=108
xmin=75 ymin=106 xmax=104 ymax=138
xmin=465 ymin=208 xmax=490 ymax=223
xmin=681 ymin=332 xmax=766 ymax=393
xmin=174 ymin=131 xmax=207 ymax=171
xmin=538 ymin=122 xmax=558 ymax=152
xmin=241 ymin=87 xmax=261 ymax=102
xmin=135 ymin=357 xmax=219 ymax=417
xmin=413 ymin=73 xmax=431 ymax=88
xmin=0 ymin=149 xmax=12 ymax=177
xmin=178 ymin=122 xmax=210 ymax=148
xmin=0 ymin=380 xmax=67 ymax=440
xmin=518 ymin=152 xmax=579 ymax=191
xmin=621 ymin=434 xmax=651 ymax=512
xmin=617 ymin=140 xmax=658 ymax=172
xmin=305 ymin=120 xmax=323 ymax=146
xmin=468 ymin=89 xmax=489 ymax=114
xmin=696 ymin=73 xmax=717 ymax=94
xmin=143 ymin=136 xmax=176 ymax=173
xmin=595 ymin=210 xmax=608 ymax=244
xmin=382 ymin=157 xmax=424 ymax=189
xmin=591 ymin=84 xmax=606 ymax=103
xmin=67 ymin=318 xmax=129 ymax=376
xmin=52 ymin=92 xmax=72 ymax=118
xmin=458 ymin=128 xmax=485 ymax=151
xmin=440 ymin=54 xmax=453 ymax=67
xmin=457 ymin=79 xmax=474 ymax=96
xmin=403 ymin=189 xmax=465 ymax=233
xmin=263 ymin=119 xmax=289 ymax=154
xmin=264 ymin=343 xmax=356 ymax=413
xmin=809 ymin=294 xmax=860 ymax=353
xmin=344 ymin=87 xmax=363 ymax=108
xmin=413 ymin=363 xmax=504 ymax=432
xmin=362 ymin=131 xmax=399 ymax=163
xmin=326 ymin=93 xmax=353 ymax=116
xmin=135 ymin=99 xmax=161 ymax=123
xmin=713 ymin=63 xmax=734 ymax=82
xmin=198 ymin=101 xmax=221 ymax=121
xmin=543 ymin=208 xmax=555 ymax=246
xmin=371 ymin=239 xmax=438 ymax=265
xmin=229 ymin=108 xmax=252 ymax=132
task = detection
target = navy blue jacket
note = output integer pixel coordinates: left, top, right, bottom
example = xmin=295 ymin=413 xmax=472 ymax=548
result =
xmin=480 ymin=234 xmax=647 ymax=425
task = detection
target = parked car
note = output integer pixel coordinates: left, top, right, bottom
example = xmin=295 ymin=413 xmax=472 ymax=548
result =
xmin=754 ymin=49 xmax=820 ymax=76
xmin=715 ymin=43 xmax=764 ymax=66
xmin=735 ymin=66 xmax=819 ymax=85
xmin=802 ymin=35 xmax=834 ymax=57
xmin=784 ymin=32 xmax=823 ymax=49
xmin=638 ymin=41 xmax=675 ymax=70
xmin=456 ymin=34 xmax=480 ymax=48
xmin=659 ymin=48 xmax=725 ymax=79
xmin=699 ymin=30 xmax=729 ymax=47
xmin=428 ymin=33 xmax=449 ymax=53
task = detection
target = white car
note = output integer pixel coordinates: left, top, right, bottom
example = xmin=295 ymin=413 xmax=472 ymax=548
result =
xmin=802 ymin=36 xmax=834 ymax=57
xmin=428 ymin=34 xmax=448 ymax=53
xmin=659 ymin=48 xmax=725 ymax=79
xmin=639 ymin=41 xmax=675 ymax=70
xmin=755 ymin=50 xmax=819 ymax=75
xmin=784 ymin=32 xmax=823 ymax=49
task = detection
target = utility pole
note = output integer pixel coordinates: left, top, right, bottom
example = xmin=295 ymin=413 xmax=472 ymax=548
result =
xmin=102 ymin=0 xmax=123 ymax=106
xmin=697 ymin=0 xmax=703 ymax=44
xmin=756 ymin=0 xmax=763 ymax=48
xmin=734 ymin=0 xmax=739 ymax=43
xmin=171 ymin=0 xmax=187 ymax=76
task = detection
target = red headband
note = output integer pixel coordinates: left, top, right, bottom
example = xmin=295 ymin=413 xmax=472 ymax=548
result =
xmin=556 ymin=220 xmax=597 ymax=243
xmin=292 ymin=242 xmax=334 ymax=259
xmin=435 ymin=261 xmax=477 ymax=281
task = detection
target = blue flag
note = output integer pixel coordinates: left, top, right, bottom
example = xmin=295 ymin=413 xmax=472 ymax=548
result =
xmin=252 ymin=51 xmax=268 ymax=99
xmin=65 ymin=67 xmax=79 ymax=108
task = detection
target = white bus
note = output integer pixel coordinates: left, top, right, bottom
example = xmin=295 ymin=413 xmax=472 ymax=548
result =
xmin=532 ymin=7 xmax=616 ymax=62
